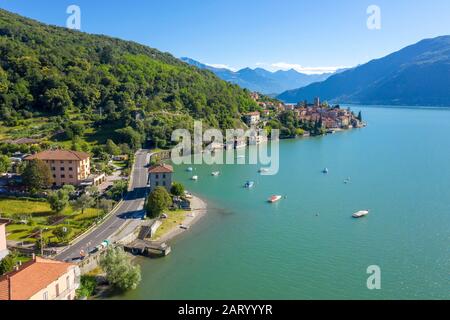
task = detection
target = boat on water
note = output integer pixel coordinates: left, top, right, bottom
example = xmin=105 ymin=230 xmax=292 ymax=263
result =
xmin=268 ymin=195 xmax=282 ymax=203
xmin=258 ymin=168 xmax=270 ymax=173
xmin=211 ymin=171 xmax=220 ymax=176
xmin=191 ymin=175 xmax=198 ymax=181
xmin=186 ymin=167 xmax=193 ymax=172
xmin=352 ymin=210 xmax=369 ymax=218
xmin=322 ymin=168 xmax=329 ymax=174
xmin=244 ymin=181 xmax=255 ymax=189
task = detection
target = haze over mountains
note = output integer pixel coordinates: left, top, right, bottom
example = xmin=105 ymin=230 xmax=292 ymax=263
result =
xmin=277 ymin=36 xmax=450 ymax=107
xmin=181 ymin=57 xmax=334 ymax=95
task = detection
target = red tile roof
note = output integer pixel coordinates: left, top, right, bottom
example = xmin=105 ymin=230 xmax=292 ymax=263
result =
xmin=0 ymin=257 xmax=76 ymax=300
xmin=25 ymin=150 xmax=90 ymax=161
xmin=148 ymin=164 xmax=174 ymax=174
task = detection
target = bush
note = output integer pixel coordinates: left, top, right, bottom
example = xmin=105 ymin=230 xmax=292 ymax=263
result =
xmin=76 ymin=275 xmax=97 ymax=299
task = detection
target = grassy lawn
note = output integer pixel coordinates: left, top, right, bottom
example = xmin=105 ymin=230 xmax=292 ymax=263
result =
xmin=112 ymin=160 xmax=128 ymax=169
xmin=152 ymin=209 xmax=188 ymax=240
xmin=0 ymin=197 xmax=103 ymax=244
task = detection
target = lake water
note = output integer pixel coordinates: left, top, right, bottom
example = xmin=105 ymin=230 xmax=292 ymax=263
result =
xmin=117 ymin=105 xmax=450 ymax=300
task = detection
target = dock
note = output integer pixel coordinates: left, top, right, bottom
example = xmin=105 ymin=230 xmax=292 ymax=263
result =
xmin=124 ymin=240 xmax=171 ymax=257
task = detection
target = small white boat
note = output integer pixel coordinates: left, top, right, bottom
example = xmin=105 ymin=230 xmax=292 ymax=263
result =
xmin=258 ymin=168 xmax=270 ymax=173
xmin=186 ymin=167 xmax=193 ymax=172
xmin=211 ymin=171 xmax=220 ymax=176
xmin=268 ymin=195 xmax=282 ymax=203
xmin=191 ymin=176 xmax=198 ymax=181
xmin=244 ymin=181 xmax=255 ymax=189
xmin=322 ymin=168 xmax=329 ymax=174
xmin=352 ymin=210 xmax=369 ymax=218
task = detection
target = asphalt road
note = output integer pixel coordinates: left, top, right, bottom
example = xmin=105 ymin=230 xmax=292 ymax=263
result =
xmin=56 ymin=150 xmax=151 ymax=262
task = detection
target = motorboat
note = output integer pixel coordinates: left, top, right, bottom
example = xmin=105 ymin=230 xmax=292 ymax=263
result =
xmin=244 ymin=181 xmax=255 ymax=188
xmin=268 ymin=195 xmax=282 ymax=203
xmin=352 ymin=210 xmax=369 ymax=218
xmin=258 ymin=168 xmax=270 ymax=173
xmin=191 ymin=176 xmax=198 ymax=181
xmin=187 ymin=167 xmax=193 ymax=172
xmin=211 ymin=171 xmax=220 ymax=176
xmin=322 ymin=168 xmax=329 ymax=174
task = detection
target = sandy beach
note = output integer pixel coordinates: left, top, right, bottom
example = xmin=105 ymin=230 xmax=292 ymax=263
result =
xmin=154 ymin=195 xmax=207 ymax=243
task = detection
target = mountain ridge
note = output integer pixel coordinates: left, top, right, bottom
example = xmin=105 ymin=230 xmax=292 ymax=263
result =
xmin=277 ymin=36 xmax=450 ymax=106
xmin=181 ymin=57 xmax=334 ymax=95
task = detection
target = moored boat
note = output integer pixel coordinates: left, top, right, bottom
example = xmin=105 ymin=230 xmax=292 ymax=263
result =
xmin=186 ymin=167 xmax=193 ymax=172
xmin=268 ymin=195 xmax=282 ymax=203
xmin=322 ymin=168 xmax=329 ymax=174
xmin=211 ymin=171 xmax=220 ymax=176
xmin=244 ymin=181 xmax=255 ymax=188
xmin=191 ymin=175 xmax=198 ymax=181
xmin=352 ymin=210 xmax=369 ymax=218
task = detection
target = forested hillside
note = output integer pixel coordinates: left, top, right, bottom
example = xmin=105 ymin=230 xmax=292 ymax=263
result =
xmin=0 ymin=9 xmax=257 ymax=151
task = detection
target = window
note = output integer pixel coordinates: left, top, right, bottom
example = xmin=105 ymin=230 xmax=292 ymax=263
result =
xmin=69 ymin=167 xmax=73 ymax=171
xmin=66 ymin=276 xmax=70 ymax=290
xmin=69 ymin=175 xmax=74 ymax=179
xmin=156 ymin=174 xmax=159 ymax=179
xmin=52 ymin=167 xmax=56 ymax=171
xmin=163 ymin=181 xmax=166 ymax=186
xmin=156 ymin=182 xmax=159 ymax=186
xmin=43 ymin=291 xmax=48 ymax=300
xmin=53 ymin=175 xmax=56 ymax=179
xmin=55 ymin=284 xmax=60 ymax=296
xmin=61 ymin=175 xmax=66 ymax=179
xmin=163 ymin=174 xmax=166 ymax=178
xmin=60 ymin=167 xmax=65 ymax=171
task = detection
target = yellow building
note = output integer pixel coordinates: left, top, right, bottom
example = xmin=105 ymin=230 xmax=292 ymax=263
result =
xmin=25 ymin=150 xmax=91 ymax=187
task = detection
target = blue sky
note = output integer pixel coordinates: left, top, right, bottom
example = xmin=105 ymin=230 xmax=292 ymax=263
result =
xmin=1 ymin=0 xmax=449 ymax=73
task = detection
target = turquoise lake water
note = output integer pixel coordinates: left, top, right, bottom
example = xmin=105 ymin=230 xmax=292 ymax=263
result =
xmin=118 ymin=105 xmax=450 ymax=300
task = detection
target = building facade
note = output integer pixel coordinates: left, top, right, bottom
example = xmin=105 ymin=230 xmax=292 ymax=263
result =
xmin=0 ymin=219 xmax=9 ymax=261
xmin=0 ymin=256 xmax=80 ymax=300
xmin=244 ymin=112 xmax=261 ymax=126
xmin=148 ymin=164 xmax=173 ymax=192
xmin=25 ymin=150 xmax=91 ymax=187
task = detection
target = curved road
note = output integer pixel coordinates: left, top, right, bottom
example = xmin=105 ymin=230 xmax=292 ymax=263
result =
xmin=56 ymin=150 xmax=151 ymax=262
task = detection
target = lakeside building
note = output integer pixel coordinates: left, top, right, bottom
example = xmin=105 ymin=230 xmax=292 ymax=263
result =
xmin=148 ymin=164 xmax=174 ymax=192
xmin=244 ymin=112 xmax=261 ymax=126
xmin=24 ymin=150 xmax=105 ymax=187
xmin=0 ymin=219 xmax=9 ymax=261
xmin=0 ymin=256 xmax=80 ymax=300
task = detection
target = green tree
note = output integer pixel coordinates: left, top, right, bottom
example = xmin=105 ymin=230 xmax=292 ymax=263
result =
xmin=145 ymin=187 xmax=172 ymax=218
xmin=72 ymin=194 xmax=95 ymax=215
xmin=99 ymin=247 xmax=141 ymax=291
xmin=22 ymin=159 xmax=53 ymax=193
xmin=98 ymin=199 xmax=114 ymax=215
xmin=52 ymin=226 xmax=72 ymax=243
xmin=105 ymin=139 xmax=121 ymax=156
xmin=170 ymin=182 xmax=185 ymax=197
xmin=357 ymin=111 xmax=363 ymax=122
xmin=106 ymin=180 xmax=128 ymax=201
xmin=0 ymin=254 xmax=16 ymax=275
xmin=0 ymin=155 xmax=11 ymax=174
xmin=48 ymin=189 xmax=70 ymax=213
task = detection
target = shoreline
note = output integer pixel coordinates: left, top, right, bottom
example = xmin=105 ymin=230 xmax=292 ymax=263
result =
xmin=153 ymin=195 xmax=208 ymax=244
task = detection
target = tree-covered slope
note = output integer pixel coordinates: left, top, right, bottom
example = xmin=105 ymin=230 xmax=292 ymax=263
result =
xmin=0 ymin=9 xmax=257 ymax=148
xmin=277 ymin=36 xmax=450 ymax=106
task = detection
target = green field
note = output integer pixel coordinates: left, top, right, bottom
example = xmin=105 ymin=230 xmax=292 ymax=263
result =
xmin=0 ymin=197 xmax=104 ymax=244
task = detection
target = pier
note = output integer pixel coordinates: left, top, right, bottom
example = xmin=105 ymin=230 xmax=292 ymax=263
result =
xmin=124 ymin=240 xmax=171 ymax=258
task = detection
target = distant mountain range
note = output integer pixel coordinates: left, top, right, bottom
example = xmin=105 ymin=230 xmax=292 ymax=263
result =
xmin=277 ymin=36 xmax=450 ymax=107
xmin=180 ymin=57 xmax=336 ymax=95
